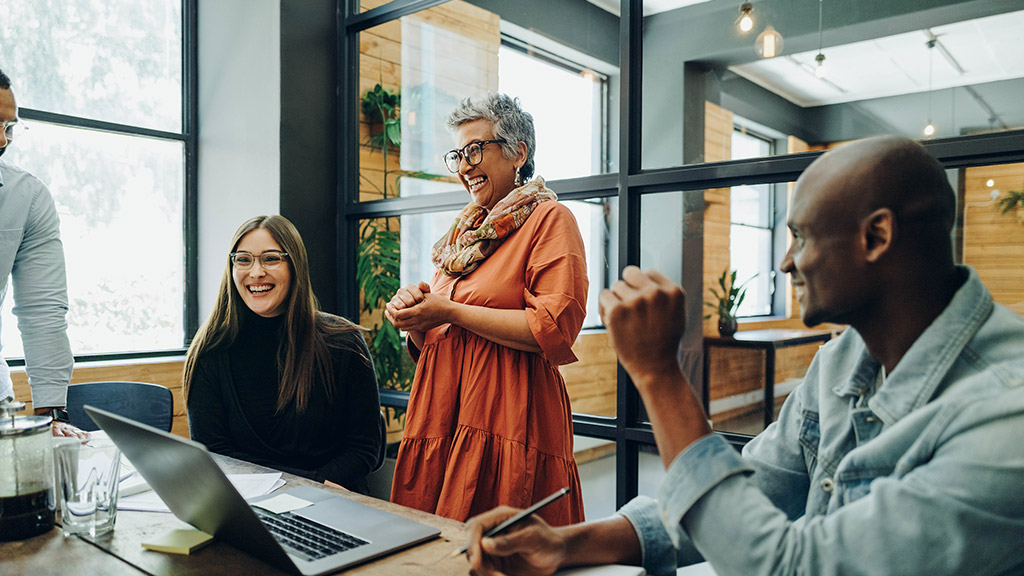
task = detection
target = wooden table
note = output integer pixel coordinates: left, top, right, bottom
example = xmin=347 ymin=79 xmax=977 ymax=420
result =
xmin=0 ymin=455 xmax=468 ymax=575
xmin=703 ymin=329 xmax=835 ymax=429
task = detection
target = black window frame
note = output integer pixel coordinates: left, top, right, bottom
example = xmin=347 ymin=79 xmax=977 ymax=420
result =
xmin=338 ymin=0 xmax=1024 ymax=510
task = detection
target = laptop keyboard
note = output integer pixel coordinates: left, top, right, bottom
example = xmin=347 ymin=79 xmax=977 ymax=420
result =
xmin=254 ymin=507 xmax=370 ymax=561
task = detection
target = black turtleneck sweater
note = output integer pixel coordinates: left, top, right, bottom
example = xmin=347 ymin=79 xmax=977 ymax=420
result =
xmin=186 ymin=310 xmax=381 ymax=493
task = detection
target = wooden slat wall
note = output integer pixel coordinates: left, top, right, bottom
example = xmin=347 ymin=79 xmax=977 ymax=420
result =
xmin=963 ymin=163 xmax=1024 ymax=312
xmin=563 ymin=332 xmax=617 ymax=417
xmin=702 ymin=102 xmax=735 ymax=337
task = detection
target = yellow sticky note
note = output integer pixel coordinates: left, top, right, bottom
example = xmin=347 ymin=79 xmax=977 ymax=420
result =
xmin=141 ymin=529 xmax=214 ymax=555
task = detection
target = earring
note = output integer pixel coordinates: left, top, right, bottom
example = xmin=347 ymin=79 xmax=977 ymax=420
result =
xmin=514 ymin=166 xmax=522 ymax=187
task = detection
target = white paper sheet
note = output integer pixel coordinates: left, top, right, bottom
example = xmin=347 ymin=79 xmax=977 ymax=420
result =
xmin=118 ymin=473 xmax=284 ymax=513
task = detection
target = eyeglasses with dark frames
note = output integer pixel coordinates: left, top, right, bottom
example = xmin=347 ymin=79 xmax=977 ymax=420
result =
xmin=443 ymin=139 xmax=506 ymax=173
xmin=230 ymin=251 xmax=289 ymax=270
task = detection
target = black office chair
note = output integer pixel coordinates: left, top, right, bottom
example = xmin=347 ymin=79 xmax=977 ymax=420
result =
xmin=373 ymin=410 xmax=387 ymax=473
xmin=66 ymin=381 xmax=174 ymax=432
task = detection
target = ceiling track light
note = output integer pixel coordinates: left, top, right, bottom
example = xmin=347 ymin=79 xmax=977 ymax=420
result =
xmin=737 ymin=2 xmax=754 ymax=33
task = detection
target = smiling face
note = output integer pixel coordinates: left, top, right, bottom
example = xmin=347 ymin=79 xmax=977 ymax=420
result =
xmin=780 ymin=157 xmax=868 ymax=327
xmin=232 ymin=228 xmax=292 ymax=318
xmin=454 ymin=119 xmax=523 ymax=210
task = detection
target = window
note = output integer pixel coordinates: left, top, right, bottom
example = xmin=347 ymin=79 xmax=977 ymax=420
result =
xmin=343 ymin=0 xmax=1024 ymax=511
xmin=498 ymin=38 xmax=608 ymax=180
xmin=730 ymin=128 xmax=777 ymax=318
xmin=499 ymin=38 xmax=611 ymax=328
xmin=0 ymin=1 xmax=193 ymax=357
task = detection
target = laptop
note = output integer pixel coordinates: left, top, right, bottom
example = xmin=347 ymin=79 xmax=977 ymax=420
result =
xmin=84 ymin=405 xmax=440 ymax=575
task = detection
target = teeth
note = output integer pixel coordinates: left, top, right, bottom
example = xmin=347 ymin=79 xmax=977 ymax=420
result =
xmin=249 ymin=285 xmax=272 ymax=293
xmin=466 ymin=176 xmax=486 ymax=192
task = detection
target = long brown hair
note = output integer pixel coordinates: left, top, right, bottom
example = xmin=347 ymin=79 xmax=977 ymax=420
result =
xmin=183 ymin=215 xmax=369 ymax=413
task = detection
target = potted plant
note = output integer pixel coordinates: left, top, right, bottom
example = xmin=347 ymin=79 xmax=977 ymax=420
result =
xmin=356 ymin=83 xmax=449 ymax=434
xmin=704 ymin=268 xmax=755 ymax=337
xmin=996 ymin=188 xmax=1024 ymax=224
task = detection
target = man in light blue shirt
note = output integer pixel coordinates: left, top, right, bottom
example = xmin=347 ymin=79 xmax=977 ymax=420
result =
xmin=0 ymin=67 xmax=84 ymax=437
xmin=464 ymin=136 xmax=1024 ymax=575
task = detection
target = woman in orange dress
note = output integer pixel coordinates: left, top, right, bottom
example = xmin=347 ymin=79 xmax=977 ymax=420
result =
xmin=385 ymin=93 xmax=587 ymax=526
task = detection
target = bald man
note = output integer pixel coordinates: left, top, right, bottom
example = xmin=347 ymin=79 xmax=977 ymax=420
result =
xmin=464 ymin=136 xmax=1024 ymax=575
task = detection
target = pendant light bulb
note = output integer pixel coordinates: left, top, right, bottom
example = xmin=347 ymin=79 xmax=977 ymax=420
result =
xmin=737 ymin=3 xmax=754 ymax=33
xmin=814 ymin=53 xmax=827 ymax=78
xmin=756 ymin=26 xmax=783 ymax=59
xmin=813 ymin=0 xmax=827 ymax=78
xmin=923 ymin=39 xmax=936 ymax=138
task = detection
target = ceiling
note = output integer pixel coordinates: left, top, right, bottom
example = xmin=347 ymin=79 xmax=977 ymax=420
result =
xmin=585 ymin=0 xmax=1024 ymax=137
xmin=730 ymin=10 xmax=1024 ymax=108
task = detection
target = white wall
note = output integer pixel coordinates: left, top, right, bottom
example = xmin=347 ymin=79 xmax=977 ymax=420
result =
xmin=198 ymin=0 xmax=281 ymax=320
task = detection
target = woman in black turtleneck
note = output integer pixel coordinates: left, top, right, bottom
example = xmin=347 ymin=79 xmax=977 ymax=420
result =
xmin=182 ymin=215 xmax=381 ymax=494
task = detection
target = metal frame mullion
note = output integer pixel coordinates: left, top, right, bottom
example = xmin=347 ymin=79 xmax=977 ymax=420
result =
xmin=337 ymin=2 xmax=362 ymax=322
xmin=615 ymin=0 xmax=644 ymax=511
xmin=183 ymin=0 xmax=199 ymax=342
xmin=17 ymin=109 xmax=187 ymax=142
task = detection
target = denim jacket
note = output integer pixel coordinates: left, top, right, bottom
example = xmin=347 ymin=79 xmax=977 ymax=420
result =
xmin=620 ymin=266 xmax=1024 ymax=575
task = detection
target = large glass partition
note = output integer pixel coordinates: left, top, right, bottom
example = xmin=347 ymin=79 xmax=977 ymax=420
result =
xmin=342 ymin=0 xmax=1024 ymax=511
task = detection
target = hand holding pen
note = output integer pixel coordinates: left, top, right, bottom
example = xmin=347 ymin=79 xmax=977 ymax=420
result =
xmin=459 ymin=487 xmax=571 ymax=574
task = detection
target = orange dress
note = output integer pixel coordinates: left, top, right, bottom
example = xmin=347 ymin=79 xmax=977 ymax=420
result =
xmin=390 ymin=201 xmax=587 ymax=525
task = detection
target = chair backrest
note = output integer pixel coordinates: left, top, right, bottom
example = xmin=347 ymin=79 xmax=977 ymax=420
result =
xmin=66 ymin=381 xmax=174 ymax=432
xmin=373 ymin=410 xmax=387 ymax=473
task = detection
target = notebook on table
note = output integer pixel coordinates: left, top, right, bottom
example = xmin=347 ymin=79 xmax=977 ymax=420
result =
xmin=84 ymin=405 xmax=440 ymax=575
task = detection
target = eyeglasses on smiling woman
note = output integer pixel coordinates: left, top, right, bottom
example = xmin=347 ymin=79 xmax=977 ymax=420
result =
xmin=443 ymin=139 xmax=506 ymax=173
xmin=230 ymin=251 xmax=289 ymax=270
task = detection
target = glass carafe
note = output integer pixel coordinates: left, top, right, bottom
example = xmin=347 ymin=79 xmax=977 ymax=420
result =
xmin=0 ymin=400 xmax=55 ymax=541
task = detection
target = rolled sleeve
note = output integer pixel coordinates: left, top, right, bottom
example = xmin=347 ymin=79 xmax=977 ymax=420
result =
xmin=523 ymin=202 xmax=588 ymax=366
xmin=619 ymin=496 xmax=695 ymax=576
xmin=524 ymin=288 xmax=584 ymax=365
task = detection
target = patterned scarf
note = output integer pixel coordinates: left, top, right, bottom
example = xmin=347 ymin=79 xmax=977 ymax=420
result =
xmin=432 ymin=177 xmax=557 ymax=277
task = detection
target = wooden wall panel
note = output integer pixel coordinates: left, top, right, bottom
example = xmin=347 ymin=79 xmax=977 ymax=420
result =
xmin=12 ymin=360 xmax=189 ymax=437
xmin=563 ymin=332 xmax=617 ymax=417
xmin=702 ymin=102 xmax=734 ymax=338
xmin=963 ymin=162 xmax=1024 ymax=311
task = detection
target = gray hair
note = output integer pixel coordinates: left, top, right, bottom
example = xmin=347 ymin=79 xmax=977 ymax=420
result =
xmin=446 ymin=92 xmax=536 ymax=181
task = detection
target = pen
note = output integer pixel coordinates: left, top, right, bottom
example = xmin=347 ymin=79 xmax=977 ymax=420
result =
xmin=452 ymin=486 xmax=570 ymax=558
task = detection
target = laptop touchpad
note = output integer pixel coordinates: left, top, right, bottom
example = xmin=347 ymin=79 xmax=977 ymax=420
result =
xmin=294 ymin=497 xmax=391 ymax=537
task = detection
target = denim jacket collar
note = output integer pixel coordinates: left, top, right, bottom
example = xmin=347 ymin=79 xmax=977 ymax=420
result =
xmin=832 ymin=266 xmax=991 ymax=425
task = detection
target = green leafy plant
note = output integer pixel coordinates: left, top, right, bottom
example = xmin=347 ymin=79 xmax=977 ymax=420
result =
xmin=356 ymin=85 xmax=450 ymax=420
xmin=357 ymin=83 xmax=410 ymax=416
xmin=362 ymin=83 xmax=401 ymax=152
xmin=704 ymin=268 xmax=756 ymax=322
xmin=356 ymin=82 xmax=459 ymax=420
xmin=357 ymin=217 xmax=414 ymax=398
xmin=996 ymin=189 xmax=1024 ymax=218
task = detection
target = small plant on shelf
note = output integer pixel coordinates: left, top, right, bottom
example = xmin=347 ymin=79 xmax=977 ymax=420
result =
xmin=704 ymin=268 xmax=755 ymax=337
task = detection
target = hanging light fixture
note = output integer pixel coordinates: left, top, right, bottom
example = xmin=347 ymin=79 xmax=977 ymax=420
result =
xmin=756 ymin=25 xmax=783 ymax=58
xmin=737 ymin=3 xmax=754 ymax=33
xmin=814 ymin=0 xmax=827 ymax=78
xmin=924 ymin=39 xmax=936 ymax=137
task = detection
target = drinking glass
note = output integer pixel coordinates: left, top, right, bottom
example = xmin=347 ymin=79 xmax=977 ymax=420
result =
xmin=54 ymin=441 xmax=121 ymax=537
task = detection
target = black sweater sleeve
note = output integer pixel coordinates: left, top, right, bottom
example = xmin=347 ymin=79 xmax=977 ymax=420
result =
xmin=311 ymin=332 xmax=382 ymax=491
xmin=186 ymin=352 xmax=252 ymax=460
